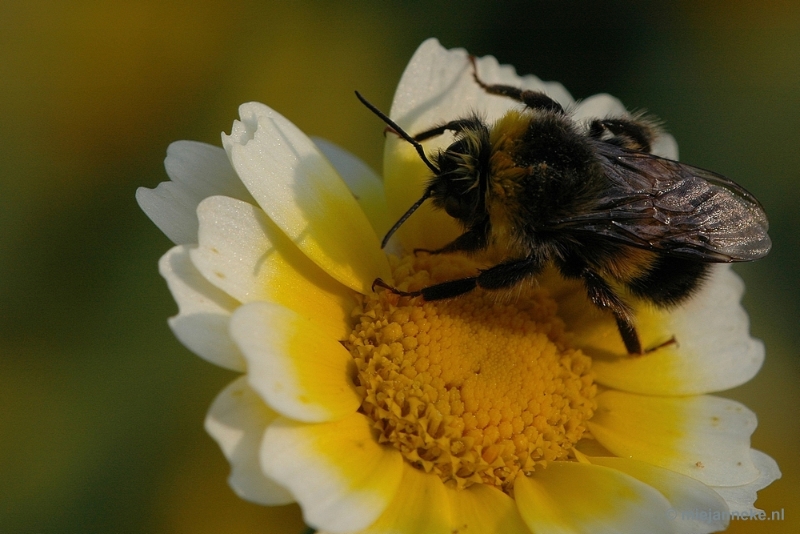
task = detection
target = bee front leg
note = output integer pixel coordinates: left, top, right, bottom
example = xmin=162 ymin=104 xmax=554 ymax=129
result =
xmin=371 ymin=276 xmax=474 ymax=299
xmin=412 ymin=118 xmax=483 ymax=142
xmin=371 ymin=278 xmax=422 ymax=297
xmin=405 ymin=256 xmax=544 ymax=301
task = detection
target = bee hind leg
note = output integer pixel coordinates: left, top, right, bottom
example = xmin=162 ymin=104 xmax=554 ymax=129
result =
xmin=614 ymin=315 xmax=644 ymax=356
xmin=588 ymin=118 xmax=656 ymax=153
xmin=579 ymin=269 xmax=644 ymax=355
xmin=468 ymin=56 xmax=565 ymax=114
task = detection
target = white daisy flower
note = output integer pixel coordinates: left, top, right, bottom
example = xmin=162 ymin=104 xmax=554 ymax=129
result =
xmin=137 ymin=38 xmax=779 ymax=534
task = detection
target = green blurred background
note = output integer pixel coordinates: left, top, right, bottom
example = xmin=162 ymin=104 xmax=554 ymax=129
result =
xmin=1 ymin=1 xmax=797 ymax=532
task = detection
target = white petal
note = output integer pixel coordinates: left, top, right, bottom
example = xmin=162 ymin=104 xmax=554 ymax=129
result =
xmin=137 ymin=141 xmax=255 ymax=244
xmin=590 ymin=456 xmax=729 ymax=534
xmin=158 ymin=245 xmax=245 ymax=371
xmin=229 ymin=302 xmax=361 ymax=423
xmin=191 ymin=195 xmax=356 ymax=341
xmin=652 ymin=132 xmax=679 ymax=159
xmin=663 ymin=265 xmax=764 ymax=391
xmin=588 ymin=391 xmax=760 ymax=487
xmin=312 ymin=137 xmax=393 ymax=238
xmin=447 ymin=483 xmax=531 ymax=534
xmin=571 ymin=93 xmax=627 ymax=123
xmin=204 ymin=376 xmax=293 ymax=505
xmin=711 ymin=449 xmax=781 ymax=514
xmin=390 ymin=38 xmax=573 ymax=134
xmin=515 ymin=461 xmax=673 ymax=534
xmin=222 ymin=102 xmax=390 ymax=294
xmin=350 ymin=465 xmax=452 ymax=534
xmin=261 ymin=414 xmax=404 ymax=533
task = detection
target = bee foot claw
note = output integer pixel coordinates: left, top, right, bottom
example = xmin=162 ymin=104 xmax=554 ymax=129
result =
xmin=371 ymin=278 xmax=422 ymax=298
xmin=643 ymin=336 xmax=678 ymax=354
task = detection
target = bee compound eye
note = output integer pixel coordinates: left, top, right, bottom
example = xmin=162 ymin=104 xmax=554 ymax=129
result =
xmin=444 ymin=195 xmax=473 ymax=220
xmin=444 ymin=194 xmax=477 ymax=222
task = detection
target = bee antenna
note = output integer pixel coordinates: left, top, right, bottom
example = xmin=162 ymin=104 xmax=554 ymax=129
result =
xmin=380 ymin=188 xmax=432 ymax=249
xmin=354 ymin=91 xmax=441 ymax=175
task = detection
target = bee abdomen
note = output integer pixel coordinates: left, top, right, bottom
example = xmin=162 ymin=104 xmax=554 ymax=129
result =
xmin=626 ymin=256 xmax=709 ymax=307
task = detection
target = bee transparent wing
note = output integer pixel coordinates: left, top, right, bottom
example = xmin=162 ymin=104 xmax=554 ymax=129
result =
xmin=553 ymin=144 xmax=771 ymax=262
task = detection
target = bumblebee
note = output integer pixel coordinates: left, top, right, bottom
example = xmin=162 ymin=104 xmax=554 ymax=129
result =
xmin=356 ymin=57 xmax=771 ymax=354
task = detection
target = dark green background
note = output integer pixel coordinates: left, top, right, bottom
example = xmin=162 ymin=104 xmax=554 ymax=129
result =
xmin=1 ymin=1 xmax=797 ymax=532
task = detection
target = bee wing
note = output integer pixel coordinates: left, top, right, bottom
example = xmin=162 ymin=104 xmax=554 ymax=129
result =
xmin=552 ymin=144 xmax=771 ymax=262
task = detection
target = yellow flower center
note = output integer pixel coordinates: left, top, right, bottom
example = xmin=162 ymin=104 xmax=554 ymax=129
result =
xmin=346 ymin=253 xmax=597 ymax=493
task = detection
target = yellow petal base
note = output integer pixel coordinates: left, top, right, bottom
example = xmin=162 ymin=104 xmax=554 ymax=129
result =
xmin=346 ymin=253 xmax=597 ymax=493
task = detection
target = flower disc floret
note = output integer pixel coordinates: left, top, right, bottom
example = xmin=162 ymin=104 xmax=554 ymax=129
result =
xmin=347 ymin=253 xmax=597 ymax=493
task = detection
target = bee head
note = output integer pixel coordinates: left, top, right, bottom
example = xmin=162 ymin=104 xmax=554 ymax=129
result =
xmin=428 ymin=123 xmax=491 ymax=225
xmin=354 ymin=91 xmax=490 ymax=248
